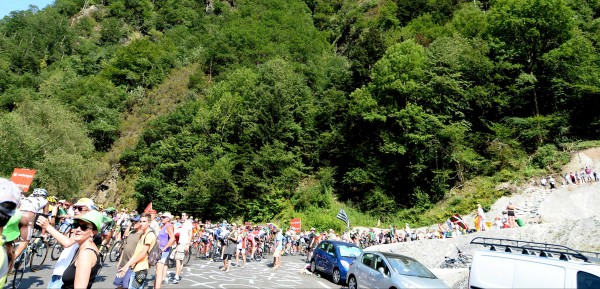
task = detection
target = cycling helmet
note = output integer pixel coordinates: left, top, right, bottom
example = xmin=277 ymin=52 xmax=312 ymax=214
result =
xmin=32 ymin=188 xmax=48 ymax=197
xmin=47 ymin=196 xmax=58 ymax=203
xmin=97 ymin=204 xmax=104 ymax=211
xmin=0 ymin=178 xmax=21 ymax=218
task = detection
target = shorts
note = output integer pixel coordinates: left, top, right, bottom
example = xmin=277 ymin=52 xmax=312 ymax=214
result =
xmin=223 ymin=254 xmax=233 ymax=260
xmin=237 ymin=248 xmax=246 ymax=254
xmin=158 ymin=250 xmax=170 ymax=264
xmin=273 ymin=249 xmax=282 ymax=257
xmin=113 ymin=268 xmax=133 ymax=288
xmin=175 ymin=243 xmax=189 ymax=260
xmin=508 ymin=211 xmax=515 ymax=217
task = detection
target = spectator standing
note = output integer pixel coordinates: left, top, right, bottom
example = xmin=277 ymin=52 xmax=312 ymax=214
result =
xmin=118 ymin=214 xmax=156 ymax=289
xmin=39 ymin=198 xmax=95 ymax=289
xmin=222 ymin=225 xmax=237 ymax=272
xmin=60 ymin=211 xmax=103 ymax=289
xmin=172 ymin=212 xmax=192 ymax=283
xmin=155 ymin=212 xmax=175 ymax=288
xmin=476 ymin=204 xmax=486 ymax=231
xmin=114 ymin=215 xmax=141 ymax=289
xmin=506 ymin=201 xmax=517 ymax=228
xmin=273 ymin=228 xmax=283 ymax=270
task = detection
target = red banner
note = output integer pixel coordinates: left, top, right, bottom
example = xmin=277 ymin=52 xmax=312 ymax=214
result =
xmin=10 ymin=168 xmax=36 ymax=193
xmin=290 ymin=218 xmax=301 ymax=233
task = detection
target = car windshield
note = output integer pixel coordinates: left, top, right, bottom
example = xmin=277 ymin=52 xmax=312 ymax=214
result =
xmin=338 ymin=245 xmax=362 ymax=258
xmin=387 ymin=256 xmax=437 ymax=279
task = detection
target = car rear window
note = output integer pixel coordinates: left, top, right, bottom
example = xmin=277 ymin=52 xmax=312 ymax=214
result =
xmin=388 ymin=256 xmax=437 ymax=279
xmin=338 ymin=245 xmax=362 ymax=258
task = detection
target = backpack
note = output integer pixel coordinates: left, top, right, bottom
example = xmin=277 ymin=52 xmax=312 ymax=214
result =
xmin=144 ymin=230 xmax=162 ymax=266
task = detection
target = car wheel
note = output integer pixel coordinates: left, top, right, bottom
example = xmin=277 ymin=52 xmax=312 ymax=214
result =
xmin=332 ymin=267 xmax=341 ymax=284
xmin=310 ymin=260 xmax=317 ymax=273
xmin=348 ymin=275 xmax=357 ymax=289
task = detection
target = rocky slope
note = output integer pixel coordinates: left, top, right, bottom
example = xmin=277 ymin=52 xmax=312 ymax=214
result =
xmin=369 ymin=148 xmax=600 ymax=288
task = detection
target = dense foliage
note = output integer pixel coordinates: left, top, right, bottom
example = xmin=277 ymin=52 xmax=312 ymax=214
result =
xmin=1 ymin=0 xmax=599 ymax=226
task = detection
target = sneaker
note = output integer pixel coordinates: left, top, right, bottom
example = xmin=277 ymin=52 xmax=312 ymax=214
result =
xmin=171 ymin=279 xmax=179 ymax=284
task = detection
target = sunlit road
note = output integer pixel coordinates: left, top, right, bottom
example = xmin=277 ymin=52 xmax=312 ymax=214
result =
xmin=11 ymin=253 xmax=346 ymax=289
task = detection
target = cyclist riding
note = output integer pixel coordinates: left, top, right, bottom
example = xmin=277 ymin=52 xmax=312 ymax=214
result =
xmin=16 ymin=188 xmax=49 ymax=261
xmin=0 ymin=178 xmax=22 ymax=288
xmin=100 ymin=207 xmax=117 ymax=247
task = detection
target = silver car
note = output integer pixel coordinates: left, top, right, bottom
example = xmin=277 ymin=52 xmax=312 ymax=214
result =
xmin=346 ymin=251 xmax=449 ymax=289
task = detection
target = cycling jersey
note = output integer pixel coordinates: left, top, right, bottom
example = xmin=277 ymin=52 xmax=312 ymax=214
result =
xmin=19 ymin=196 xmax=48 ymax=213
xmin=100 ymin=215 xmax=115 ymax=232
xmin=1 ymin=211 xmax=22 ymax=242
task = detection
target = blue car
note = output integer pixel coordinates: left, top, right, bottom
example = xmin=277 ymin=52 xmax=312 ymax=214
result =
xmin=310 ymin=240 xmax=363 ymax=284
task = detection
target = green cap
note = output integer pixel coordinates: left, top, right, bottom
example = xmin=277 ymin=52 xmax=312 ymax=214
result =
xmin=74 ymin=210 xmax=103 ymax=231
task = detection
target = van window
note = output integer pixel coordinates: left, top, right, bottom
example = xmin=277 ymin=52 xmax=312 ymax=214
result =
xmin=577 ymin=271 xmax=600 ymax=289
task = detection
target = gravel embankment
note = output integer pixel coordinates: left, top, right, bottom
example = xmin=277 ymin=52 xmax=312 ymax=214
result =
xmin=368 ymin=150 xmax=600 ymax=289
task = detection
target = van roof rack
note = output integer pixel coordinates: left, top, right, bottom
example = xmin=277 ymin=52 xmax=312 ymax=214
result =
xmin=470 ymin=237 xmax=600 ymax=263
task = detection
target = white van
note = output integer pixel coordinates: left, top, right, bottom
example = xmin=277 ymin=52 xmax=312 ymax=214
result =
xmin=468 ymin=237 xmax=600 ymax=289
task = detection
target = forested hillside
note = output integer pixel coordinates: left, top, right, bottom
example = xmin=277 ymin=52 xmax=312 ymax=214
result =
xmin=1 ymin=0 xmax=599 ymax=228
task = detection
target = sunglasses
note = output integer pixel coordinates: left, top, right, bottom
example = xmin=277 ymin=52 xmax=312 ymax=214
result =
xmin=73 ymin=222 xmax=94 ymax=231
xmin=74 ymin=206 xmax=89 ymax=212
xmin=160 ymin=216 xmax=168 ymax=219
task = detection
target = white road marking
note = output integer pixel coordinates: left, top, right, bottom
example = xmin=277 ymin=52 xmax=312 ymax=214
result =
xmin=317 ymin=280 xmax=332 ymax=289
xmin=249 ymin=279 xmax=254 ymax=284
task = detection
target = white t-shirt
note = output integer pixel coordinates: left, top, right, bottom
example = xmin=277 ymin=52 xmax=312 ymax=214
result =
xmin=52 ymin=243 xmax=79 ymax=276
xmin=177 ymin=220 xmax=193 ymax=244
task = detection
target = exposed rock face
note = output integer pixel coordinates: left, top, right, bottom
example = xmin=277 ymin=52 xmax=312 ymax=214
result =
xmin=92 ymin=164 xmax=120 ymax=205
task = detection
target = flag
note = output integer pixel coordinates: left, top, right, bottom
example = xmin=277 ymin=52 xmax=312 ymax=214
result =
xmin=144 ymin=202 xmax=156 ymax=214
xmin=448 ymin=213 xmax=469 ymax=230
xmin=336 ymin=209 xmax=350 ymax=228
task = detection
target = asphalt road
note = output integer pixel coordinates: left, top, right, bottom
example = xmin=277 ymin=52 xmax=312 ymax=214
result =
xmin=10 ymin=253 xmax=345 ymax=289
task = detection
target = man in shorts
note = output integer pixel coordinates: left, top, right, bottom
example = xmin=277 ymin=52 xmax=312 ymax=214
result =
xmin=171 ymin=212 xmax=192 ymax=283
xmin=273 ymin=228 xmax=283 ymax=270
xmin=221 ymin=225 xmax=238 ymax=272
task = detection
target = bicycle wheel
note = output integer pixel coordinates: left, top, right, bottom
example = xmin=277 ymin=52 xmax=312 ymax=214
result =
xmin=30 ymin=241 xmax=49 ymax=272
xmin=99 ymin=245 xmax=108 ymax=263
xmin=184 ymin=249 xmax=191 ymax=266
xmin=109 ymin=241 xmax=123 ymax=262
xmin=51 ymin=243 xmax=63 ymax=261
xmin=11 ymin=252 xmax=26 ymax=289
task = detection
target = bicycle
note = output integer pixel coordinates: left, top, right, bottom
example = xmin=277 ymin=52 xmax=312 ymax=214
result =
xmin=440 ymin=247 xmax=472 ymax=269
xmin=10 ymin=235 xmax=49 ymax=289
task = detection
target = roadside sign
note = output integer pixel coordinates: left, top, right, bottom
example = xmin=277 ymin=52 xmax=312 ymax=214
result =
xmin=10 ymin=168 xmax=36 ymax=192
xmin=290 ymin=218 xmax=301 ymax=233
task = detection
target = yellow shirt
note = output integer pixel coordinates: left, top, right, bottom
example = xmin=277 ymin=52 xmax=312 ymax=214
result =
xmin=132 ymin=230 xmax=156 ymax=272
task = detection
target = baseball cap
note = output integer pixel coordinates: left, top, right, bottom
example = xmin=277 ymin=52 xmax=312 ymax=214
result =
xmin=74 ymin=210 xmax=103 ymax=231
xmin=0 ymin=178 xmax=21 ymax=216
xmin=310 ymin=227 xmax=316 ymax=231
xmin=132 ymin=215 xmax=141 ymax=222
xmin=161 ymin=212 xmax=173 ymax=219
xmin=73 ymin=198 xmax=95 ymax=210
